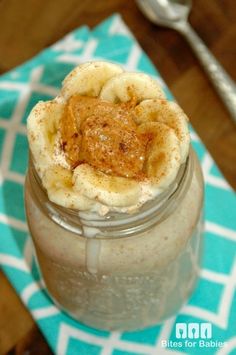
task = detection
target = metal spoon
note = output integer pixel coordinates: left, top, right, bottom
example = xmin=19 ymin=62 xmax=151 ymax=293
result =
xmin=136 ymin=0 xmax=236 ymax=122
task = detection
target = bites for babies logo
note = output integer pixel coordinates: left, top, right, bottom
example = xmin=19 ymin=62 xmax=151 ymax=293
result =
xmin=161 ymin=323 xmax=227 ymax=349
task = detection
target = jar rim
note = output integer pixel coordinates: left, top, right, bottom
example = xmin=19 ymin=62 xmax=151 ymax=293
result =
xmin=29 ymin=147 xmax=193 ymax=238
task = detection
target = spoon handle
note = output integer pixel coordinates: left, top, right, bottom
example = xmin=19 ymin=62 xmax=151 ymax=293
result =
xmin=179 ymin=23 xmax=236 ymax=122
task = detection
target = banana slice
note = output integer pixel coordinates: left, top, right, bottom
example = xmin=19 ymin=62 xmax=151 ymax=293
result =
xmin=138 ymin=122 xmax=181 ymax=188
xmin=43 ymin=165 xmax=93 ymax=210
xmin=27 ymin=100 xmax=65 ymax=177
xmin=135 ymin=99 xmax=190 ymax=163
xmin=99 ymin=72 xmax=165 ymax=103
xmin=73 ymin=164 xmax=141 ymax=207
xmin=62 ymin=61 xmax=123 ymax=99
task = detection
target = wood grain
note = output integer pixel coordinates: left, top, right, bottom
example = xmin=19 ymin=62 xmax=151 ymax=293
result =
xmin=0 ymin=0 xmax=235 ymax=353
xmin=0 ymin=271 xmax=40 ymax=354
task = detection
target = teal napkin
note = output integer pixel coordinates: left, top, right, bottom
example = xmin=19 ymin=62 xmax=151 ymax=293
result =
xmin=0 ymin=14 xmax=235 ymax=355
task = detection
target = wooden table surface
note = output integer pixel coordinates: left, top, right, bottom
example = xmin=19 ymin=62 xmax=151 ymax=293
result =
xmin=0 ymin=0 xmax=235 ymax=353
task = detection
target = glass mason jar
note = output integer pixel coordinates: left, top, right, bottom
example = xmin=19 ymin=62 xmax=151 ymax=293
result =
xmin=24 ymin=147 xmax=204 ymax=331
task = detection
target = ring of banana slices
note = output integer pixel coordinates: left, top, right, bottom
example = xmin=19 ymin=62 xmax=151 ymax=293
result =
xmin=27 ymin=61 xmax=190 ymax=214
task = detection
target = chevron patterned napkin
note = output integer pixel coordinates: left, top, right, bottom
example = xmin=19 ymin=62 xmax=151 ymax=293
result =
xmin=0 ymin=14 xmax=236 ymax=355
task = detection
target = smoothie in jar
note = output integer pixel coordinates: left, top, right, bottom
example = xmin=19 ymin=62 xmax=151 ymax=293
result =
xmin=25 ymin=61 xmax=204 ymax=331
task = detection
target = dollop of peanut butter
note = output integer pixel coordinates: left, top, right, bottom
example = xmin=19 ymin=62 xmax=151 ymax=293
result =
xmin=60 ymin=95 xmax=146 ymax=178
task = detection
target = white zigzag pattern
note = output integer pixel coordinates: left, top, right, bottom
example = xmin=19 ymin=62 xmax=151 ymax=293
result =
xmin=125 ymin=43 xmax=142 ymax=71
xmin=57 ymin=318 xmax=184 ymax=355
xmin=20 ymin=281 xmax=60 ymax=320
xmin=217 ymin=337 xmax=236 ymax=354
xmin=0 ymin=119 xmax=26 ymax=134
xmin=52 ymin=33 xmax=84 ymax=52
xmin=21 ymin=281 xmax=43 ymax=303
xmin=57 ymin=38 xmax=98 ymax=65
xmin=0 ymin=80 xmax=59 ymax=97
xmin=0 ymin=251 xmax=56 ymax=324
xmin=201 ymin=152 xmax=232 ymax=191
xmin=0 ymin=66 xmax=58 ymax=186
xmin=206 ymin=221 xmax=236 ymax=242
xmin=109 ymin=15 xmax=133 ymax=37
xmin=32 ymin=305 xmax=60 ymax=320
xmin=180 ymin=258 xmax=236 ymax=329
xmin=0 ymin=212 xmax=28 ymax=231
xmin=0 ymin=253 xmax=29 ymax=273
xmin=190 ymin=131 xmax=200 ymax=143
